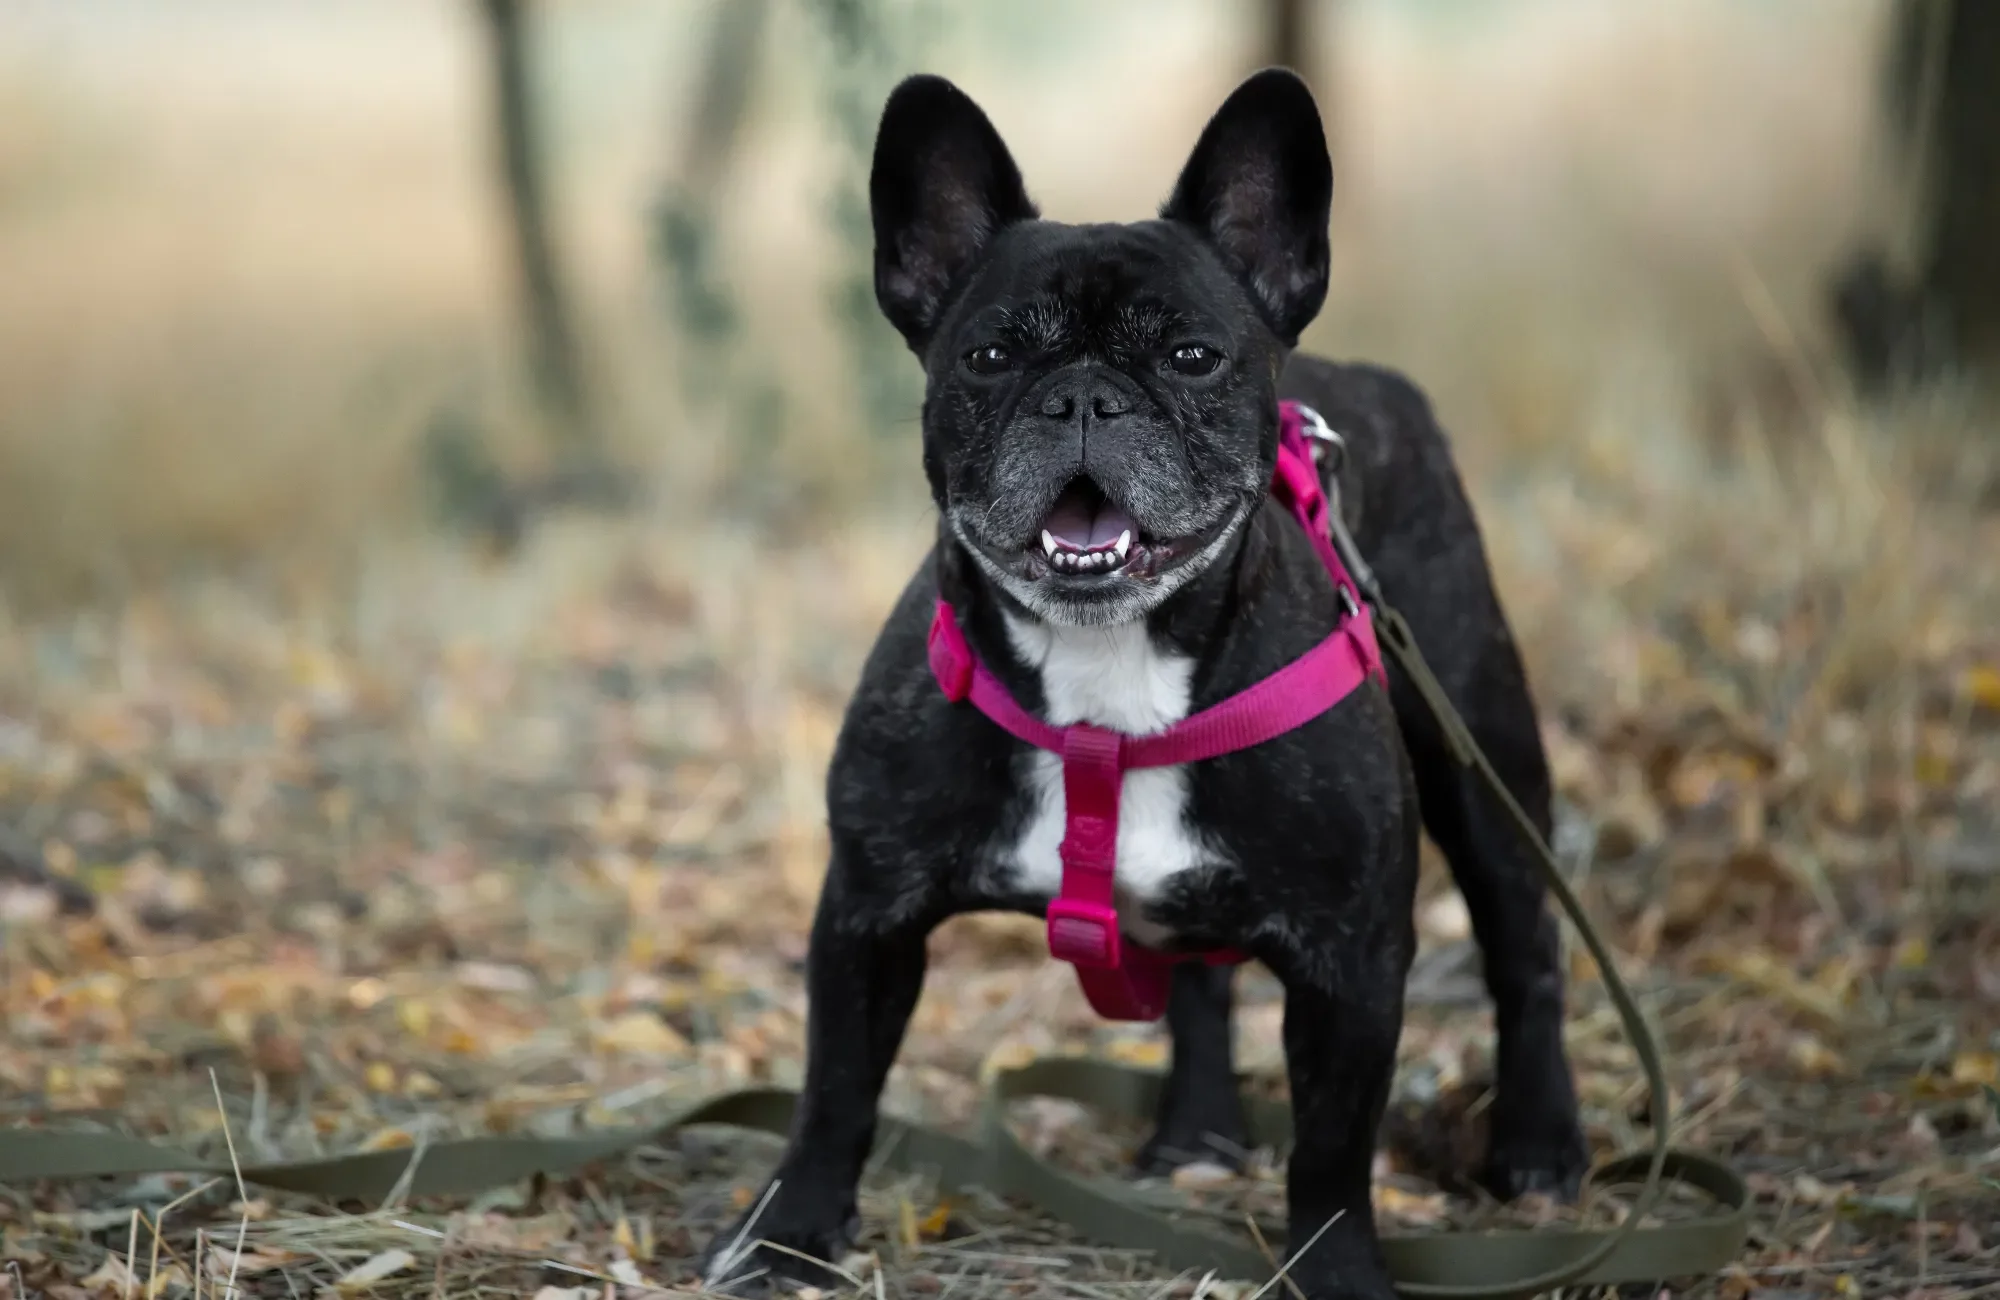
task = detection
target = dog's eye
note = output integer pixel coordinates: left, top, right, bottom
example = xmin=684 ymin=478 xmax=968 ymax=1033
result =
xmin=1168 ymin=344 xmax=1221 ymax=376
xmin=964 ymin=343 xmax=1013 ymax=375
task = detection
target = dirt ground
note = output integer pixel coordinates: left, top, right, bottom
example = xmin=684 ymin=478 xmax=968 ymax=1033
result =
xmin=1 ymin=492 xmax=1997 ymax=1297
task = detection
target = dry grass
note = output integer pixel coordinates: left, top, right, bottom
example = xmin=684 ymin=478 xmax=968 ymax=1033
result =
xmin=2 ymin=1 xmax=1999 ymax=1298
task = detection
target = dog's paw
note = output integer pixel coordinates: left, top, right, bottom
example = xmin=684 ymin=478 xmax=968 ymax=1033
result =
xmin=1134 ymin=1117 xmax=1251 ymax=1177
xmin=1480 ymin=1118 xmax=1589 ymax=1203
xmin=696 ymin=1208 xmax=859 ymax=1295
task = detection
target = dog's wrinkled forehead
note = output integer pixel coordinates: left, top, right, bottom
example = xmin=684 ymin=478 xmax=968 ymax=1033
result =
xmin=948 ymin=222 xmax=1255 ymax=360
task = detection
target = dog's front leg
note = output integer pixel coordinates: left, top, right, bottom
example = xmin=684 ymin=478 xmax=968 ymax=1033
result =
xmin=1268 ymin=939 xmax=1410 ymax=1300
xmin=698 ymin=850 xmax=933 ymax=1293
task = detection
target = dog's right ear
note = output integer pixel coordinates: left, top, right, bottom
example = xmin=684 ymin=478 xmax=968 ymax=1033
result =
xmin=870 ymin=75 xmax=1036 ymax=349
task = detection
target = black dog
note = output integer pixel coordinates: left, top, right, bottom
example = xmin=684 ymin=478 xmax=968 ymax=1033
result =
xmin=699 ymin=69 xmax=1586 ymax=1299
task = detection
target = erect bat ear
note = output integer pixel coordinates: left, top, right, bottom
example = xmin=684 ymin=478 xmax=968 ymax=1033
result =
xmin=870 ymin=74 xmax=1037 ymax=348
xmin=1161 ymin=68 xmax=1332 ymax=346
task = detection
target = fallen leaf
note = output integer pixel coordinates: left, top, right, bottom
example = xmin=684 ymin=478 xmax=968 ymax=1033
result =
xmin=612 ymin=1213 xmax=652 ymax=1262
xmin=336 ymin=1248 xmax=417 ymax=1290
xmin=592 ymin=1010 xmax=690 ymax=1057
xmin=980 ymin=1041 xmax=1039 ymax=1081
xmin=77 ymin=1256 xmax=136 ymax=1297
xmin=1374 ymin=1184 xmax=1450 ymax=1225
xmin=1949 ymin=1052 xmax=1998 ymax=1086
xmin=1170 ymin=1160 xmax=1236 ymax=1190
xmin=209 ymin=1244 xmax=302 ymax=1277
xmin=917 ymin=1199 xmax=954 ymax=1240
xmin=451 ymin=1210 xmax=577 ymax=1253
xmin=1894 ymin=1111 xmax=1941 ymax=1158
xmin=1702 ymin=950 xmax=1849 ymax=1029
xmin=347 ymin=977 xmax=389 ymax=1011
xmin=1788 ymin=1034 xmax=1847 ymax=1078
xmin=358 ymin=1126 xmax=415 ymax=1151
xmin=454 ymin=961 xmax=536 ymax=993
xmin=1104 ymin=1037 xmax=1167 ymax=1068
xmin=395 ymin=998 xmax=431 ymax=1038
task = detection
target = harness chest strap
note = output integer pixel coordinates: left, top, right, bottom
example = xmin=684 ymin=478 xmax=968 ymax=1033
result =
xmin=926 ymin=401 xmax=1383 ymax=1021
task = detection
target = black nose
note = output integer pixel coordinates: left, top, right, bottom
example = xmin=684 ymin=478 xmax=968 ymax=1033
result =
xmin=1038 ymin=371 xmax=1133 ymax=424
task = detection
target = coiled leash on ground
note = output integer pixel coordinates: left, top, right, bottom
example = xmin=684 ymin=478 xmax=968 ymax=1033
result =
xmin=0 ymin=411 xmax=1750 ymax=1298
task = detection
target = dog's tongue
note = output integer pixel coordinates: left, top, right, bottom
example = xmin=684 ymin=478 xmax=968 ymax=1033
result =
xmin=1041 ymin=481 xmax=1134 ymax=550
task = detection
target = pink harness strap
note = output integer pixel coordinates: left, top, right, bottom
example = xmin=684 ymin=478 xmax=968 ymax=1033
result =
xmin=926 ymin=401 xmax=1384 ymax=1020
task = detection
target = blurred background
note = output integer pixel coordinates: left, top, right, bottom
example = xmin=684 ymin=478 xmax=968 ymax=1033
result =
xmin=2 ymin=0 xmax=1990 ymax=593
xmin=3 ymin=2 xmax=1998 ymax=1293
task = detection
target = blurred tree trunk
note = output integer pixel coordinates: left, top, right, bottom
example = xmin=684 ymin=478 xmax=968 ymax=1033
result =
xmin=1261 ymin=0 xmax=1342 ymax=178
xmin=651 ymin=0 xmax=766 ymax=350
xmin=477 ymin=0 xmax=604 ymax=456
xmin=1916 ymin=2 xmax=2000 ymax=368
xmin=1265 ymin=0 xmax=1311 ymax=79
xmin=425 ymin=0 xmax=623 ymax=554
xmin=679 ymin=0 xmax=767 ymax=196
xmin=1830 ymin=0 xmax=2000 ymax=393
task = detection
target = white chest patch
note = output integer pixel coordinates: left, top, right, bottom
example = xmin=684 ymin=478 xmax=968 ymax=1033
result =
xmin=994 ymin=612 xmax=1221 ymax=941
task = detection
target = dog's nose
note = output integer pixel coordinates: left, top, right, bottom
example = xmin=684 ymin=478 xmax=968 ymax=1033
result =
xmin=1038 ymin=373 xmax=1133 ymax=424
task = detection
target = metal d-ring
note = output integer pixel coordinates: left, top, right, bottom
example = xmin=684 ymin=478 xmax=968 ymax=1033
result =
xmin=1292 ymin=402 xmax=1346 ymax=470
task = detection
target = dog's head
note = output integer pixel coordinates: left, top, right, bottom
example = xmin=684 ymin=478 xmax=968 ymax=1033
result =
xmin=871 ymin=69 xmax=1332 ymax=626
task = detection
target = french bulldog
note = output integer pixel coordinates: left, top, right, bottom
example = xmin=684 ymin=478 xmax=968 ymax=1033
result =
xmin=698 ymin=67 xmax=1587 ymax=1299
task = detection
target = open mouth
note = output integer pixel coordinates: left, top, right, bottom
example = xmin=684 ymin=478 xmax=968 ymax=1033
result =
xmin=1037 ymin=478 xmax=1137 ymax=574
xmin=1016 ymin=477 xmax=1225 ymax=583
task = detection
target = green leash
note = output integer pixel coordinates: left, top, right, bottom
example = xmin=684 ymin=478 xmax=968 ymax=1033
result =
xmin=0 ymin=526 xmax=1751 ymax=1296
xmin=0 ymin=1055 xmax=1745 ymax=1297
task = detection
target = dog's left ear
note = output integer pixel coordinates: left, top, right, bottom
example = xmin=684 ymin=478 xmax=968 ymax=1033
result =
xmin=1161 ymin=68 xmax=1332 ymax=346
xmin=871 ymin=74 xmax=1038 ymax=349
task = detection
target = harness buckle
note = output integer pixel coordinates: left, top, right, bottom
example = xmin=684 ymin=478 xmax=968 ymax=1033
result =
xmin=1046 ymin=898 xmax=1122 ymax=969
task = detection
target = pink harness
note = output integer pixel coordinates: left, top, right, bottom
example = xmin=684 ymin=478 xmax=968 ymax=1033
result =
xmin=926 ymin=401 xmax=1385 ymax=1021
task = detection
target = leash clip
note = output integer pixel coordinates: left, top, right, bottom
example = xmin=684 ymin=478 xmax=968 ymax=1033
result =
xmin=1288 ymin=403 xmax=1377 ymax=610
xmin=1292 ymin=403 xmax=1345 ymax=468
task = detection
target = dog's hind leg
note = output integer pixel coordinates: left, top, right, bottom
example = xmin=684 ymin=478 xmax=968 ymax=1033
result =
xmin=1391 ymin=622 xmax=1589 ymax=1201
xmin=1137 ymin=962 xmax=1250 ymax=1174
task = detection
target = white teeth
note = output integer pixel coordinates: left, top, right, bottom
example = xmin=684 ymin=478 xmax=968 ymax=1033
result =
xmin=1042 ymin=535 xmax=1136 ymax=575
